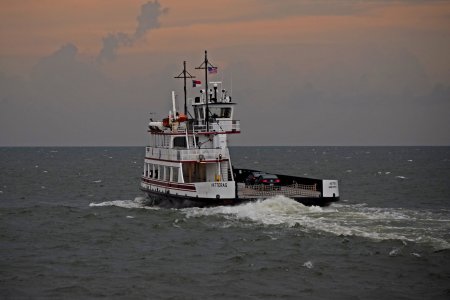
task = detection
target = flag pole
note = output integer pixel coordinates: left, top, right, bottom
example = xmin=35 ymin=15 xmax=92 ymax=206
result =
xmin=183 ymin=61 xmax=187 ymax=114
xmin=205 ymin=51 xmax=209 ymax=131
xmin=196 ymin=50 xmax=216 ymax=132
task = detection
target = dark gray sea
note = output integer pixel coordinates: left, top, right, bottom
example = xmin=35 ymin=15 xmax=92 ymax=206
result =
xmin=1 ymin=146 xmax=449 ymax=299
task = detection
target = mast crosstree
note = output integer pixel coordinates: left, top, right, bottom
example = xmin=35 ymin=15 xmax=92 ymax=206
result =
xmin=174 ymin=61 xmax=195 ymax=115
xmin=195 ymin=50 xmax=217 ymax=132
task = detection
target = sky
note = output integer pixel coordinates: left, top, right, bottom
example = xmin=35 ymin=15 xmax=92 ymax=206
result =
xmin=0 ymin=0 xmax=449 ymax=146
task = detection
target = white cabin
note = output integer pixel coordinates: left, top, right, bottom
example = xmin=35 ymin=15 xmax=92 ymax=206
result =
xmin=141 ymin=81 xmax=240 ymax=200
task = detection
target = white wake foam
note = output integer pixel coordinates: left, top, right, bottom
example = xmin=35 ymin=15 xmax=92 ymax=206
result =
xmin=89 ymin=197 xmax=158 ymax=210
xmin=89 ymin=195 xmax=449 ymax=249
xmin=303 ymin=261 xmax=314 ymax=269
xmin=183 ymin=195 xmax=325 ymax=226
xmin=182 ymin=196 xmax=450 ymax=250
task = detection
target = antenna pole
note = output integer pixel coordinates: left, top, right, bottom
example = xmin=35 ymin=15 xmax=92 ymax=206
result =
xmin=195 ymin=50 xmax=216 ymax=132
xmin=205 ymin=51 xmax=209 ymax=132
xmin=174 ymin=61 xmax=195 ymax=115
xmin=183 ymin=61 xmax=187 ymax=114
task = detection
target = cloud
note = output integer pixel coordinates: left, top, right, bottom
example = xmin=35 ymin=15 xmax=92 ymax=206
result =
xmin=39 ymin=43 xmax=78 ymax=64
xmin=135 ymin=1 xmax=169 ymax=39
xmin=97 ymin=0 xmax=168 ymax=63
xmin=2 ymin=41 xmax=449 ymax=146
xmin=97 ymin=33 xmax=133 ymax=63
xmin=213 ymin=43 xmax=450 ymax=146
xmin=0 ymin=1 xmax=172 ymax=145
xmin=1 ymin=1 xmax=449 ymax=146
xmin=31 ymin=43 xmax=108 ymax=97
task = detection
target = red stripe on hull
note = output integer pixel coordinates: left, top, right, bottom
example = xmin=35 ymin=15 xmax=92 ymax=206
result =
xmin=141 ymin=177 xmax=196 ymax=191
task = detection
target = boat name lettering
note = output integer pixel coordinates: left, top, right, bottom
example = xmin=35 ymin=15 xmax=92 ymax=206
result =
xmin=211 ymin=182 xmax=228 ymax=188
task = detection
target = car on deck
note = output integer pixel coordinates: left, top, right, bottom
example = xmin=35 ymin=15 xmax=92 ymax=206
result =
xmin=255 ymin=174 xmax=281 ymax=189
xmin=245 ymin=171 xmax=266 ymax=185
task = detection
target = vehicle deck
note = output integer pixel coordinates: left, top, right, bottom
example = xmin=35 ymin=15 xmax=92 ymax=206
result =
xmin=236 ymin=183 xmax=321 ymax=199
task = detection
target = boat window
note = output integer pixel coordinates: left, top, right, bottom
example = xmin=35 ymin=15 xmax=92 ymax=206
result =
xmin=220 ymin=108 xmax=231 ymax=118
xmin=210 ymin=107 xmax=231 ymax=118
xmin=182 ymin=162 xmax=207 ymax=183
xmin=145 ymin=163 xmax=153 ymax=177
xmin=194 ymin=108 xmax=199 ymax=120
xmin=182 ymin=163 xmax=190 ymax=183
xmin=172 ymin=167 xmax=179 ymax=183
xmin=164 ymin=166 xmax=170 ymax=181
xmin=210 ymin=107 xmax=220 ymax=118
xmin=173 ymin=136 xmax=187 ymax=148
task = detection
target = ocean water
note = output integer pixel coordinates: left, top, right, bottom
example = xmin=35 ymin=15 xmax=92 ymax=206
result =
xmin=1 ymin=146 xmax=449 ymax=299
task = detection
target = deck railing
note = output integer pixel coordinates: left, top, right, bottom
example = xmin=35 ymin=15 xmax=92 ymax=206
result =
xmin=193 ymin=120 xmax=240 ymax=133
xmin=149 ymin=120 xmax=240 ymax=135
xmin=146 ymin=147 xmax=228 ymax=161
xmin=238 ymin=183 xmax=321 ymax=199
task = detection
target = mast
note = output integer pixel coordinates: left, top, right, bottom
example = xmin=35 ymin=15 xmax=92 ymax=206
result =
xmin=205 ymin=52 xmax=209 ymax=131
xmin=174 ymin=61 xmax=195 ymax=115
xmin=196 ymin=50 xmax=216 ymax=132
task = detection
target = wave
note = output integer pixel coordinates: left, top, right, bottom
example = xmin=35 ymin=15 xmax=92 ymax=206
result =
xmin=88 ymin=195 xmax=449 ymax=250
xmin=89 ymin=197 xmax=159 ymax=210
xmin=182 ymin=195 xmax=450 ymax=250
xmin=182 ymin=195 xmax=325 ymax=225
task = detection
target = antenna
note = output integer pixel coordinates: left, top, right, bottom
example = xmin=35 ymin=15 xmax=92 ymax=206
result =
xmin=174 ymin=61 xmax=195 ymax=115
xmin=230 ymin=69 xmax=233 ymax=96
xmin=195 ymin=50 xmax=217 ymax=132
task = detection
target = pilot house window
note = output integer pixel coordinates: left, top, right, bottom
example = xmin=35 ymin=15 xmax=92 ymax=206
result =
xmin=210 ymin=107 xmax=231 ymax=118
xmin=221 ymin=108 xmax=231 ymax=118
xmin=173 ymin=137 xmax=187 ymax=148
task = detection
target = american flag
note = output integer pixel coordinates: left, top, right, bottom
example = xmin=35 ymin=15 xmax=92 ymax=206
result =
xmin=208 ymin=66 xmax=218 ymax=74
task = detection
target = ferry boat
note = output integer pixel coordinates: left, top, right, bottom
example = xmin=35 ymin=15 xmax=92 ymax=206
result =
xmin=140 ymin=51 xmax=339 ymax=208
